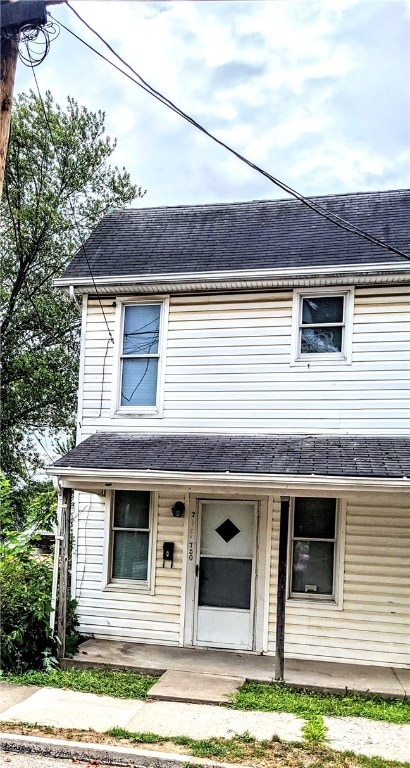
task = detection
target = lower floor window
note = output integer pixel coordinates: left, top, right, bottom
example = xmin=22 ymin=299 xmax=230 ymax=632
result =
xmin=290 ymin=497 xmax=337 ymax=599
xmin=111 ymin=490 xmax=151 ymax=583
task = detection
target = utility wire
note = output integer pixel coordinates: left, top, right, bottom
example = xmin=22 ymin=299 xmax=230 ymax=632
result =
xmin=25 ymin=47 xmax=114 ymax=344
xmin=54 ymin=2 xmax=410 ymax=261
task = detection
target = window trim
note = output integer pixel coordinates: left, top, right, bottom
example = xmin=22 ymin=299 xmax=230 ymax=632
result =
xmin=102 ymin=490 xmax=157 ymax=594
xmin=290 ymin=287 xmax=354 ymax=365
xmin=287 ymin=496 xmax=345 ymax=608
xmin=112 ymin=296 xmax=169 ymax=417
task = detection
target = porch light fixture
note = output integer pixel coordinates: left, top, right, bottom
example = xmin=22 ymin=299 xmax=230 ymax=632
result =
xmin=171 ymin=501 xmax=185 ymax=518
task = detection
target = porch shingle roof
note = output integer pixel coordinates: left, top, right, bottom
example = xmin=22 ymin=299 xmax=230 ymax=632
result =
xmin=60 ymin=190 xmax=410 ymax=280
xmin=53 ymin=433 xmax=410 ymax=479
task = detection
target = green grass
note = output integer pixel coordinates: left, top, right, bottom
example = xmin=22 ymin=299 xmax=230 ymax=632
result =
xmin=6 ymin=668 xmax=156 ymax=699
xmin=231 ymin=682 xmax=410 ymax=724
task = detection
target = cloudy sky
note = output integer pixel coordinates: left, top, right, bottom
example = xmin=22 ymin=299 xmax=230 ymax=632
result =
xmin=14 ymin=0 xmax=410 ymax=208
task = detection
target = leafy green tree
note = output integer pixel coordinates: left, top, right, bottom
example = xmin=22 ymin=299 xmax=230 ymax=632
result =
xmin=1 ymin=90 xmax=144 ymax=484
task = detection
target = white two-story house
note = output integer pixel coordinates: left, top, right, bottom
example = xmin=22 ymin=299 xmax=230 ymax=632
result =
xmin=50 ymin=189 xmax=410 ymax=670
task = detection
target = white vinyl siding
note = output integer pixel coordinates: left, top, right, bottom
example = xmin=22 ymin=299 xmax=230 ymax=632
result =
xmin=72 ymin=488 xmax=409 ymax=665
xmin=80 ymin=286 xmax=409 ymax=436
xmin=268 ymin=492 xmax=410 ymax=667
xmin=73 ymin=490 xmax=185 ymax=645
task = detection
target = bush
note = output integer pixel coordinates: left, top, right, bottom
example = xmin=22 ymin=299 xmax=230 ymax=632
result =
xmin=0 ymin=471 xmax=81 ymax=672
xmin=0 ymin=554 xmax=56 ymax=673
xmin=0 ymin=552 xmax=82 ymax=673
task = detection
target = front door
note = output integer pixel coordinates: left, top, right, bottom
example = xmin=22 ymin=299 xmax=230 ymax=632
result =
xmin=194 ymin=500 xmax=257 ymax=650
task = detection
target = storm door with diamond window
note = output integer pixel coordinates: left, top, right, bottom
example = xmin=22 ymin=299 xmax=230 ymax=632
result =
xmin=194 ymin=500 xmax=257 ymax=649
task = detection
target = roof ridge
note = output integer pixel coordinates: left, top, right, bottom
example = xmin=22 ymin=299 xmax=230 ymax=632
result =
xmin=109 ymin=188 xmax=410 ymax=215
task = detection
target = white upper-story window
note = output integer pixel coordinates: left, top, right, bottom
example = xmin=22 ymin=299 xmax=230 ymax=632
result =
xmin=113 ymin=298 xmax=168 ymax=415
xmin=291 ymin=288 xmax=354 ymax=364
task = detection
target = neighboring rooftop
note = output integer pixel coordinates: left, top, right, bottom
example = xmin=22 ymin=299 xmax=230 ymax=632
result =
xmin=61 ymin=189 xmax=410 ymax=280
xmin=53 ymin=433 xmax=410 ymax=479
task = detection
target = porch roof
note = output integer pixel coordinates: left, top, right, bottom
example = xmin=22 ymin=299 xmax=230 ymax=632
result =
xmin=52 ymin=433 xmax=410 ymax=480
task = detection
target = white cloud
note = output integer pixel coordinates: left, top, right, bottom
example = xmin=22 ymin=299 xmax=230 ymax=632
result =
xmin=14 ymin=0 xmax=409 ymax=206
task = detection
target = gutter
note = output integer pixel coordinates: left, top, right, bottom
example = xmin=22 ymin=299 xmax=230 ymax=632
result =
xmin=46 ymin=465 xmax=410 ymax=495
xmin=55 ymin=262 xmax=410 ymax=295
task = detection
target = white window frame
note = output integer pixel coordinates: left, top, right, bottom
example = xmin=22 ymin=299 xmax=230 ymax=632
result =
xmin=291 ymin=287 xmax=354 ymax=365
xmin=112 ymin=296 xmax=169 ymax=417
xmin=102 ymin=490 xmax=157 ymax=594
xmin=287 ymin=497 xmax=345 ymax=608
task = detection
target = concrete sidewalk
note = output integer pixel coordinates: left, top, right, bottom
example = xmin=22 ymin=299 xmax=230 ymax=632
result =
xmin=0 ymin=681 xmax=409 ymax=762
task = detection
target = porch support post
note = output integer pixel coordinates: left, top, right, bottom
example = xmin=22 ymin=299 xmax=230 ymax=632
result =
xmin=275 ymin=495 xmax=290 ymax=681
xmin=57 ymin=487 xmax=72 ymax=662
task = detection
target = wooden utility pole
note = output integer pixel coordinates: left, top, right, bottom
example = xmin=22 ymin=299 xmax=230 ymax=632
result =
xmin=275 ymin=495 xmax=290 ymax=681
xmin=0 ymin=30 xmax=18 ymax=196
xmin=0 ymin=1 xmax=47 ymax=196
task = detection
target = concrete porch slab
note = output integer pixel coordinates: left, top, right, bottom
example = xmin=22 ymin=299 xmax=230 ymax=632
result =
xmin=147 ymin=670 xmax=245 ymax=705
xmin=284 ymin=658 xmax=405 ymax=699
xmin=395 ymin=668 xmax=410 ymax=697
xmin=66 ymin=638 xmax=409 ymax=699
xmin=68 ymin=638 xmax=275 ymax=679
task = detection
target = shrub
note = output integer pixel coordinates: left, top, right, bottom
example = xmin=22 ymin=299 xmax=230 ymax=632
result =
xmin=0 ymin=553 xmax=56 ymax=673
xmin=0 ymin=471 xmax=81 ymax=672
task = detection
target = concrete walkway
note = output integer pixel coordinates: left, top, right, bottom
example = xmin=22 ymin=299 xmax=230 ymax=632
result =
xmin=0 ymin=681 xmax=409 ymax=762
xmin=66 ymin=638 xmax=410 ymax=699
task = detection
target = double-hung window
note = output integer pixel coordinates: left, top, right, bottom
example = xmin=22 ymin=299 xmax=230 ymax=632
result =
xmin=111 ymin=490 xmax=151 ymax=585
xmin=289 ymin=497 xmax=338 ymax=601
xmin=292 ymin=289 xmax=353 ymax=363
xmin=117 ymin=301 xmax=166 ymax=412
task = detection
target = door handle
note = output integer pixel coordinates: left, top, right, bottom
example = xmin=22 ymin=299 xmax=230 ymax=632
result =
xmin=195 ymin=564 xmax=199 ymax=577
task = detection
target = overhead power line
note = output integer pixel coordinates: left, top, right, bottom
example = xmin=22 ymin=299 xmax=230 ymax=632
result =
xmin=46 ymin=2 xmax=410 ymax=262
xmin=25 ymin=50 xmax=114 ymax=344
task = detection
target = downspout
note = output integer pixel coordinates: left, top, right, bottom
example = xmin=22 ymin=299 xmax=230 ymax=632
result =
xmin=69 ymin=284 xmax=81 ymax=311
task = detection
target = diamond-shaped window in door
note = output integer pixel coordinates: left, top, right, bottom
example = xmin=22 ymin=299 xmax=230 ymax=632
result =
xmin=215 ymin=518 xmax=240 ymax=544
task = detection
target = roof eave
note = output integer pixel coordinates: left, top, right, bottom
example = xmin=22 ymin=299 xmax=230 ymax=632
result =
xmin=54 ymin=262 xmax=410 ymax=295
xmin=47 ymin=465 xmax=410 ymax=495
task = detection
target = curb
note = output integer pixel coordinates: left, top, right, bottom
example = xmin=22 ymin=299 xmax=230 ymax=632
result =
xmin=0 ymin=732 xmax=241 ymax=768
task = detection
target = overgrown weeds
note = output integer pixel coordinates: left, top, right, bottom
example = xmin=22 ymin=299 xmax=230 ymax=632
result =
xmin=231 ymin=682 xmax=410 ymax=724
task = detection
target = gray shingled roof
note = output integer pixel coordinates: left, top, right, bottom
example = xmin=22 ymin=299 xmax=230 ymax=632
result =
xmin=61 ymin=190 xmax=410 ymax=280
xmin=53 ymin=433 xmax=410 ymax=479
